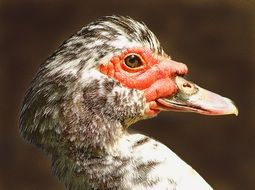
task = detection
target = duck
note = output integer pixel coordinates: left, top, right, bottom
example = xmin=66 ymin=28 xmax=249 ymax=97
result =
xmin=19 ymin=15 xmax=238 ymax=190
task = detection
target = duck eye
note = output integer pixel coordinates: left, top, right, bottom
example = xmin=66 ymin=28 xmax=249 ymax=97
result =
xmin=124 ymin=54 xmax=143 ymax=68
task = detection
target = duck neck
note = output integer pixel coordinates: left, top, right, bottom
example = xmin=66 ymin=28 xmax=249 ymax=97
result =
xmin=59 ymin=77 xmax=146 ymax=157
xmin=49 ymin=76 xmax=147 ymax=188
xmin=63 ymin=113 xmax=126 ymax=157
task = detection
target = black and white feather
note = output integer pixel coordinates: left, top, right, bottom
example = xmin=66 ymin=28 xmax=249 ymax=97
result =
xmin=20 ymin=15 xmax=212 ymax=190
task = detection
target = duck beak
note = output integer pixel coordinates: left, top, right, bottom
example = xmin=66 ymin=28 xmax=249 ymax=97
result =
xmin=157 ymin=76 xmax=238 ymax=116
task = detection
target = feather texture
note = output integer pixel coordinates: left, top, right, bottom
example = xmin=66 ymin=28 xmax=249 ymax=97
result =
xmin=20 ymin=15 xmax=217 ymax=190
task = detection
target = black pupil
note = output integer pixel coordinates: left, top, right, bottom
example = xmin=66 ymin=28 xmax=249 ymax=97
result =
xmin=125 ymin=55 xmax=142 ymax=68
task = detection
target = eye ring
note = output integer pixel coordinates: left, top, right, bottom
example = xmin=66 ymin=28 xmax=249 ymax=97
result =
xmin=124 ymin=54 xmax=143 ymax=68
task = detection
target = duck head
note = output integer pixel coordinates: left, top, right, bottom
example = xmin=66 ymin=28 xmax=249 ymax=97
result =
xmin=20 ymin=15 xmax=238 ymax=158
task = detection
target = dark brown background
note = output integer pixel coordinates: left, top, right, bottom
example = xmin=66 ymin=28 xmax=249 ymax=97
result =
xmin=1 ymin=0 xmax=255 ymax=189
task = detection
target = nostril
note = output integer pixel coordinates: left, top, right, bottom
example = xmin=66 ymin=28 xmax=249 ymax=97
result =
xmin=175 ymin=76 xmax=197 ymax=94
xmin=183 ymin=82 xmax=192 ymax=88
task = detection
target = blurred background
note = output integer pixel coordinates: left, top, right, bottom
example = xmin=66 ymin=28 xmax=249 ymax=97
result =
xmin=1 ymin=0 xmax=255 ymax=189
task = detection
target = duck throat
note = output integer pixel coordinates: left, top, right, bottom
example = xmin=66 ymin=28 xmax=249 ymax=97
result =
xmin=61 ymin=77 xmax=146 ymax=156
xmin=50 ymin=77 xmax=145 ymax=188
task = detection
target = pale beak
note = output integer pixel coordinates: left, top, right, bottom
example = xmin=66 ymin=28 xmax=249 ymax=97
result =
xmin=157 ymin=76 xmax=238 ymax=116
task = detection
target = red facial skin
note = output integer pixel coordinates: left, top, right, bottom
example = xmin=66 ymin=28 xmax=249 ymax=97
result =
xmin=99 ymin=48 xmax=188 ymax=116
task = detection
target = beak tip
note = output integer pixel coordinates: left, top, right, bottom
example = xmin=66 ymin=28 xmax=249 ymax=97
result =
xmin=224 ymin=101 xmax=238 ymax=116
xmin=221 ymin=99 xmax=238 ymax=116
xmin=233 ymin=107 xmax=239 ymax=116
xmin=229 ymin=100 xmax=238 ymax=116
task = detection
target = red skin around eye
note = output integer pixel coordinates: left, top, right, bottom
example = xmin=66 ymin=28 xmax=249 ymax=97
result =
xmin=99 ymin=48 xmax=188 ymax=106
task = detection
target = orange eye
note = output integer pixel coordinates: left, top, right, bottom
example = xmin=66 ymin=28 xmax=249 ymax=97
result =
xmin=124 ymin=54 xmax=143 ymax=68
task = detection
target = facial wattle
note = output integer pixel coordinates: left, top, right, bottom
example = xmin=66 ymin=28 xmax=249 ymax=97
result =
xmin=99 ymin=48 xmax=188 ymax=116
xmin=143 ymin=78 xmax=177 ymax=102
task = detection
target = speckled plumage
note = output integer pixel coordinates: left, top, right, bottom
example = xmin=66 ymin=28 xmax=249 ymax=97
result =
xmin=19 ymin=16 xmax=215 ymax=190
